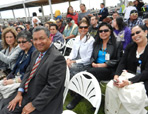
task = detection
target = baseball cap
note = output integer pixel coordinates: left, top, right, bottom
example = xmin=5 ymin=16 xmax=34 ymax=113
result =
xmin=66 ymin=17 xmax=73 ymax=23
xmin=130 ymin=10 xmax=138 ymax=15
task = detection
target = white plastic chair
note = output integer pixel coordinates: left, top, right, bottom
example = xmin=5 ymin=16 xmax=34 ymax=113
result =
xmin=53 ymin=39 xmax=66 ymax=51
xmin=63 ymin=66 xmax=70 ymax=103
xmin=63 ymin=38 xmax=75 ymax=56
xmin=63 ymin=71 xmax=102 ymax=114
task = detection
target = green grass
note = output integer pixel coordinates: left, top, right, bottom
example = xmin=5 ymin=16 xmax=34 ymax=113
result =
xmin=63 ymin=82 xmax=107 ymax=114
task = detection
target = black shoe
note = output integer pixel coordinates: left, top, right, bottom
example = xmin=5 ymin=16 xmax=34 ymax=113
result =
xmin=66 ymin=94 xmax=82 ymax=110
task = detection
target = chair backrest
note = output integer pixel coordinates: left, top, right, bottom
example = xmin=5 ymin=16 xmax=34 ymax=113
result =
xmin=63 ymin=38 xmax=75 ymax=56
xmin=53 ymin=39 xmax=66 ymax=50
xmin=66 ymin=38 xmax=75 ymax=48
xmin=64 ymin=71 xmax=102 ymax=114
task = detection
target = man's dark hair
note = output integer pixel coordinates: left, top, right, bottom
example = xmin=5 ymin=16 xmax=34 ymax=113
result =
xmin=101 ymin=3 xmax=105 ymax=6
xmin=91 ymin=15 xmax=98 ymax=20
xmin=50 ymin=23 xmax=58 ymax=30
xmin=25 ymin=21 xmax=31 ymax=25
xmin=33 ymin=26 xmax=50 ymax=38
xmin=33 ymin=12 xmax=37 ymax=17
xmin=112 ymin=11 xmax=119 ymax=15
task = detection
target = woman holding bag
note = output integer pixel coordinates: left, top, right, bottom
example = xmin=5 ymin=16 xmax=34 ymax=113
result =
xmin=105 ymin=25 xmax=148 ymax=114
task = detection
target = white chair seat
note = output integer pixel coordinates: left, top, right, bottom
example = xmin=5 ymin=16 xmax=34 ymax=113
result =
xmin=62 ymin=110 xmax=77 ymax=114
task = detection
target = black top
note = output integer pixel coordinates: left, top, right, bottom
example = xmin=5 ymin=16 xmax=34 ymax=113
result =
xmin=115 ymin=42 xmax=148 ymax=83
xmin=90 ymin=39 xmax=123 ymax=68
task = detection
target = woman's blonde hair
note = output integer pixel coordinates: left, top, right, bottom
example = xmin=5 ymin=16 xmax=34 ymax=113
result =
xmin=2 ymin=27 xmax=18 ymax=49
xmin=127 ymin=1 xmax=134 ymax=6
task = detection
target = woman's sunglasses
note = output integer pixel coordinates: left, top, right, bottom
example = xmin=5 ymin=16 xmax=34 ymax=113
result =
xmin=131 ymin=31 xmax=141 ymax=37
xmin=17 ymin=40 xmax=28 ymax=44
xmin=99 ymin=29 xmax=110 ymax=33
xmin=79 ymin=26 xmax=88 ymax=29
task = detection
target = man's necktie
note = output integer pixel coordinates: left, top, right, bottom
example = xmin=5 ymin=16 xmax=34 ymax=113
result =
xmin=24 ymin=53 xmax=43 ymax=92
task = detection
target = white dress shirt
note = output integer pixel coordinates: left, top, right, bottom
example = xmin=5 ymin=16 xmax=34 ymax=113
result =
xmin=68 ymin=35 xmax=95 ymax=65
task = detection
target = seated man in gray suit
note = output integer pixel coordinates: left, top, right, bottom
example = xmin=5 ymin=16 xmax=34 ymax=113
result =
xmin=0 ymin=26 xmax=66 ymax=114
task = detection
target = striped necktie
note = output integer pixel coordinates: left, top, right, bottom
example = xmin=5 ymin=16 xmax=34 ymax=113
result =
xmin=24 ymin=53 xmax=43 ymax=92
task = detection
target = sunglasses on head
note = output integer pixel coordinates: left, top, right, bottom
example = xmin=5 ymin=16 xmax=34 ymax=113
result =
xmin=131 ymin=30 xmax=141 ymax=37
xmin=79 ymin=26 xmax=88 ymax=29
xmin=99 ymin=29 xmax=110 ymax=33
xmin=17 ymin=40 xmax=27 ymax=44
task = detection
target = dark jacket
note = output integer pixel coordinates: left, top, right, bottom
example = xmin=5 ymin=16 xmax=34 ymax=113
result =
xmin=90 ymin=38 xmax=123 ymax=68
xmin=115 ymin=42 xmax=148 ymax=84
xmin=53 ymin=31 xmax=64 ymax=43
xmin=135 ymin=2 xmax=144 ymax=16
xmin=19 ymin=45 xmax=66 ymax=114
xmin=98 ymin=7 xmax=109 ymax=21
xmin=8 ymin=45 xmax=35 ymax=80
xmin=88 ymin=24 xmax=99 ymax=38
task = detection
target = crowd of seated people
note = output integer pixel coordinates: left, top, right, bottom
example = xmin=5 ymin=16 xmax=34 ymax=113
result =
xmin=0 ymin=1 xmax=148 ymax=114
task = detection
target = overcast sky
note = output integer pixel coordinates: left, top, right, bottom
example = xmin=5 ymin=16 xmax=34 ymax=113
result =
xmin=0 ymin=0 xmax=148 ymax=18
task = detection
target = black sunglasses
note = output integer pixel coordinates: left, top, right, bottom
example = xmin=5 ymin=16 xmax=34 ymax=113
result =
xmin=131 ymin=31 xmax=141 ymax=37
xmin=17 ymin=41 xmax=28 ymax=44
xmin=99 ymin=29 xmax=110 ymax=33
xmin=79 ymin=26 xmax=88 ymax=29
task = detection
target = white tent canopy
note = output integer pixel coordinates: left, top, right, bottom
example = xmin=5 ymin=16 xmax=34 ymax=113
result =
xmin=0 ymin=0 xmax=78 ymax=21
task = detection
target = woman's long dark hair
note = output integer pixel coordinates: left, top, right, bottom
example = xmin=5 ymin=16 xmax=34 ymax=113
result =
xmin=115 ymin=17 xmax=126 ymax=31
xmin=67 ymin=6 xmax=73 ymax=15
xmin=94 ymin=22 xmax=116 ymax=47
xmin=94 ymin=22 xmax=117 ymax=57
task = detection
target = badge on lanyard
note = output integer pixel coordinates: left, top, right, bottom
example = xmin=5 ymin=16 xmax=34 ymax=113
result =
xmin=105 ymin=53 xmax=110 ymax=60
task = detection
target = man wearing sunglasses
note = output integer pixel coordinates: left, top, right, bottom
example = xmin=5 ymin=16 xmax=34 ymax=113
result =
xmin=125 ymin=10 xmax=143 ymax=30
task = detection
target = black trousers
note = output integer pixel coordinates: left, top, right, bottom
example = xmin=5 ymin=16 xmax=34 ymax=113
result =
xmin=87 ymin=67 xmax=114 ymax=82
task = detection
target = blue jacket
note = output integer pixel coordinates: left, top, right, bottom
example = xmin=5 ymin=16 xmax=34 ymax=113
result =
xmin=10 ymin=45 xmax=35 ymax=80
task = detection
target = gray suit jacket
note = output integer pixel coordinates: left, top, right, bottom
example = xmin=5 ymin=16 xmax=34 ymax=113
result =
xmin=20 ymin=44 xmax=66 ymax=114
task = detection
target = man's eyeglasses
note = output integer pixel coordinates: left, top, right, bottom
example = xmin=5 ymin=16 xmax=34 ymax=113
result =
xmin=131 ymin=31 xmax=141 ymax=37
xmin=79 ymin=26 xmax=88 ymax=29
xmin=17 ymin=41 xmax=28 ymax=44
xmin=99 ymin=29 xmax=110 ymax=33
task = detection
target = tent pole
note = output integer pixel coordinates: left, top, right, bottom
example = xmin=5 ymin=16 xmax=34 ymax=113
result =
xmin=0 ymin=12 xmax=2 ymax=23
xmin=41 ymin=5 xmax=45 ymax=21
xmin=48 ymin=0 xmax=53 ymax=19
xmin=23 ymin=0 xmax=28 ymax=22
xmin=79 ymin=0 xmax=82 ymax=4
xmin=12 ymin=9 xmax=16 ymax=22
xmin=27 ymin=8 xmax=31 ymax=22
